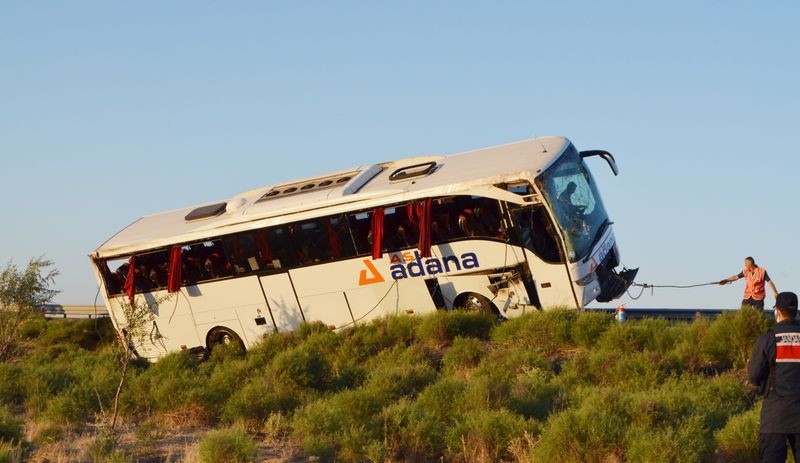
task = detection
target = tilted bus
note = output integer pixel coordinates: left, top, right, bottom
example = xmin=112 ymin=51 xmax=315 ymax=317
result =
xmin=90 ymin=136 xmax=637 ymax=360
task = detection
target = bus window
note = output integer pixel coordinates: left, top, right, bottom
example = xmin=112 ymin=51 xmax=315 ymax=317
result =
xmin=432 ymin=196 xmax=503 ymax=242
xmin=101 ymin=257 xmax=129 ymax=295
xmin=182 ymin=240 xmax=232 ymax=284
xmin=137 ymin=249 xmax=170 ymax=291
xmin=348 ymin=212 xmax=372 ymax=255
xmin=327 ymin=215 xmax=356 ymax=260
xmin=512 ymin=206 xmax=563 ymax=264
xmin=266 ymin=227 xmax=300 ymax=269
xmin=223 ymin=232 xmax=265 ymax=275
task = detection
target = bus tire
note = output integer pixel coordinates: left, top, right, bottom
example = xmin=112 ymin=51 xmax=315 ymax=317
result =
xmin=206 ymin=327 xmax=244 ymax=352
xmin=454 ymin=292 xmax=498 ymax=315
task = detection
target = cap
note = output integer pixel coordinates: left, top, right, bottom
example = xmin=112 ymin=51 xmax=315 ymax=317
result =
xmin=774 ymin=292 xmax=799 ymax=310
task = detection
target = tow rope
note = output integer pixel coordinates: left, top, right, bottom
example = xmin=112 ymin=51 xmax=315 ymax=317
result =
xmin=617 ymin=276 xmax=720 ymax=300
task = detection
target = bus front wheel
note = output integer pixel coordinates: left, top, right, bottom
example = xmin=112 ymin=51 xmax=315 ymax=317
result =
xmin=206 ymin=327 xmax=244 ymax=352
xmin=454 ymin=292 xmax=497 ymax=315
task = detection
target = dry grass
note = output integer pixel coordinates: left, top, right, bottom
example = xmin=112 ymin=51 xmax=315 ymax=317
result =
xmin=26 ymin=431 xmax=95 ymax=463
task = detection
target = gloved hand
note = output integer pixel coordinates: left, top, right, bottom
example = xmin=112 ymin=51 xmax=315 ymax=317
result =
xmin=719 ymin=280 xmax=729 ymax=285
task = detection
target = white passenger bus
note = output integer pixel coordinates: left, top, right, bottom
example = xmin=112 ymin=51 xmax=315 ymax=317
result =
xmin=90 ymin=136 xmax=637 ymax=360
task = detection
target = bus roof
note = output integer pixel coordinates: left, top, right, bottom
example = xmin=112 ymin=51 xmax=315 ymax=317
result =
xmin=93 ymin=136 xmax=570 ymax=258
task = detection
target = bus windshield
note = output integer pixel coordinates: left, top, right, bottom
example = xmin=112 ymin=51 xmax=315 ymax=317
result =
xmin=535 ymin=145 xmax=610 ymax=262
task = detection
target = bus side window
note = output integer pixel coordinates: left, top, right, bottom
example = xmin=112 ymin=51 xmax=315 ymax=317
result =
xmin=513 ymin=206 xmax=563 ymax=264
xmin=138 ymin=249 xmax=170 ymax=291
xmin=348 ymin=212 xmax=372 ymax=256
xmin=223 ymin=232 xmax=265 ymax=275
xmin=101 ymin=257 xmax=129 ymax=295
xmin=328 ymin=215 xmax=356 ymax=259
xmin=267 ymin=227 xmax=300 ymax=269
xmin=182 ymin=240 xmax=232 ymax=283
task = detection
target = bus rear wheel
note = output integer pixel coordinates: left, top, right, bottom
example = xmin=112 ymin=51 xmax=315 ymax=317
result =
xmin=454 ymin=292 xmax=497 ymax=315
xmin=206 ymin=327 xmax=244 ymax=353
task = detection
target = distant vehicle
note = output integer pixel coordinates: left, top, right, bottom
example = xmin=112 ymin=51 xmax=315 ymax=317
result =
xmin=38 ymin=304 xmax=65 ymax=317
xmin=90 ymin=136 xmax=637 ymax=360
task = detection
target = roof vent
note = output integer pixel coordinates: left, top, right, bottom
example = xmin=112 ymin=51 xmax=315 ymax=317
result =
xmin=185 ymin=202 xmax=227 ymax=222
xmin=256 ymin=170 xmax=359 ymax=203
xmin=389 ymin=161 xmax=438 ymax=181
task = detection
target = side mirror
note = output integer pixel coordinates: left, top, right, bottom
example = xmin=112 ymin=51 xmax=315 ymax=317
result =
xmin=580 ymin=150 xmax=619 ymax=176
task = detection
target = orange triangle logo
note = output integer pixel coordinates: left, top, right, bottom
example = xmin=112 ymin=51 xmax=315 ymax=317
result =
xmin=358 ymin=259 xmax=386 ymax=286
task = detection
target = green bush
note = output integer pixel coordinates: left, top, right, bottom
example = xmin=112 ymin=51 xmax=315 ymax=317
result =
xmin=292 ymin=388 xmax=386 ymax=462
xmin=415 ymin=311 xmax=495 ymax=345
xmin=384 ymin=378 xmax=470 ymax=459
xmin=198 ymin=428 xmax=257 ymax=463
xmin=0 ymin=440 xmax=22 ymax=463
xmin=491 ymin=309 xmax=575 ymax=353
xmin=571 ymin=311 xmax=612 ymax=348
xmin=715 ymin=403 xmax=761 ymax=462
xmin=442 ymin=336 xmax=486 ymax=373
xmin=269 ymin=342 xmax=333 ymax=391
xmin=222 ymin=379 xmax=301 ymax=427
xmin=18 ymin=316 xmax=47 ymax=339
xmin=625 ymin=415 xmax=713 ymax=463
xmin=0 ymin=364 xmax=22 ymax=405
xmin=467 ymin=347 xmax=551 ymax=410
xmin=0 ymin=405 xmax=22 ymax=444
xmin=445 ymin=408 xmax=535 ymax=462
xmin=364 ymin=345 xmax=438 ymax=401
xmin=701 ymin=307 xmax=770 ymax=369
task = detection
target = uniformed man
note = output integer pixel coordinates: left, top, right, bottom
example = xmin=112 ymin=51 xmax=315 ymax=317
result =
xmin=719 ymin=256 xmax=779 ymax=310
xmin=748 ymin=292 xmax=800 ymax=462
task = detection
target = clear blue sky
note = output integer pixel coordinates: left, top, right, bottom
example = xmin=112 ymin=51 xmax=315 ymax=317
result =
xmin=2 ymin=2 xmax=798 ymax=309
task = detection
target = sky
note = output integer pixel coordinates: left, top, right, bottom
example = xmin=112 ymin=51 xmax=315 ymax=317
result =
xmin=1 ymin=1 xmax=798 ymax=309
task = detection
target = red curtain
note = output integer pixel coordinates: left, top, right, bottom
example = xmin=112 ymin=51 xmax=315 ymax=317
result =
xmin=123 ymin=255 xmax=136 ymax=305
xmin=167 ymin=245 xmax=182 ymax=293
xmin=417 ymin=198 xmax=432 ymax=258
xmin=254 ymin=231 xmax=273 ymax=262
xmin=327 ymin=219 xmax=341 ymax=259
xmin=372 ymin=208 xmax=385 ymax=260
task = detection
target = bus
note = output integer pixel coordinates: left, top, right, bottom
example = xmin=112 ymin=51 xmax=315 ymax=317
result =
xmin=90 ymin=136 xmax=637 ymax=360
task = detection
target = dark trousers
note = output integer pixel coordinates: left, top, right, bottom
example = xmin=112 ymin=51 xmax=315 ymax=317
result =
xmin=760 ymin=433 xmax=800 ymax=462
xmin=744 ymin=298 xmax=766 ymax=310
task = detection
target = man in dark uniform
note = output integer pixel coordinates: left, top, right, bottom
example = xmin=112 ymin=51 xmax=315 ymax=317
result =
xmin=749 ymin=292 xmax=800 ymax=462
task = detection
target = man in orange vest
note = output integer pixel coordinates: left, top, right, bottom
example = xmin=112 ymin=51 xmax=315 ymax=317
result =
xmin=719 ymin=256 xmax=779 ymax=310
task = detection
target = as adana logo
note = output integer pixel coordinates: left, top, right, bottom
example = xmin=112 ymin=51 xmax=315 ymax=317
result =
xmin=359 ymin=251 xmax=480 ymax=286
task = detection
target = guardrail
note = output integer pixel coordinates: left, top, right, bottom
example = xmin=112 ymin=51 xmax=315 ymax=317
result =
xmin=43 ymin=304 xmax=109 ymax=319
xmin=584 ymin=307 xmax=768 ymax=321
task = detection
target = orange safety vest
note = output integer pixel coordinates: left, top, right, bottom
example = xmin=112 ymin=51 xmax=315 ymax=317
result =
xmin=743 ymin=266 xmax=767 ymax=300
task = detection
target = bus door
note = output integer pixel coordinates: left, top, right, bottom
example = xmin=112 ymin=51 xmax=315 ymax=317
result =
xmin=510 ymin=205 xmax=577 ymax=308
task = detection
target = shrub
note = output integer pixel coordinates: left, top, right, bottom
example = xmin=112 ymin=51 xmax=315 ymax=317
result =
xmin=339 ymin=315 xmax=419 ymax=362
xmin=415 ymin=311 xmax=495 ymax=345
xmin=365 ymin=345 xmax=438 ymax=401
xmin=491 ymin=309 xmax=575 ymax=353
xmin=442 ymin=336 xmax=486 ymax=373
xmin=446 ymin=408 xmax=535 ymax=462
xmin=714 ymin=403 xmax=761 ymax=462
xmin=222 ymin=379 xmax=302 ymax=428
xmin=38 ymin=318 xmax=115 ymax=351
xmin=702 ymin=307 xmax=770 ymax=369
xmin=0 ymin=364 xmax=22 ymax=405
xmin=0 ymin=405 xmax=22 ymax=443
xmin=533 ymin=388 xmax=629 ymax=463
xmin=467 ymin=347 xmax=551 ymax=410
xmin=269 ymin=342 xmax=332 ymax=391
xmin=18 ymin=316 xmax=47 ymax=339
xmin=571 ymin=311 xmax=612 ymax=348
xmin=0 ymin=440 xmax=22 ymax=463
xmin=384 ymin=378 xmax=470 ymax=459
xmin=292 ymin=388 xmax=386 ymax=462
xmin=625 ymin=415 xmax=713 ymax=462
xmin=198 ymin=428 xmax=257 ymax=463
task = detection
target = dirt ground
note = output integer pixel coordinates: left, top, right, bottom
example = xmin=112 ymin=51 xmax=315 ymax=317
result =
xmin=24 ymin=427 xmax=309 ymax=463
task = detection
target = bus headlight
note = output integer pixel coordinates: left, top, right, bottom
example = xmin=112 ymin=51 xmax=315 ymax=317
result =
xmin=575 ymin=272 xmax=597 ymax=287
